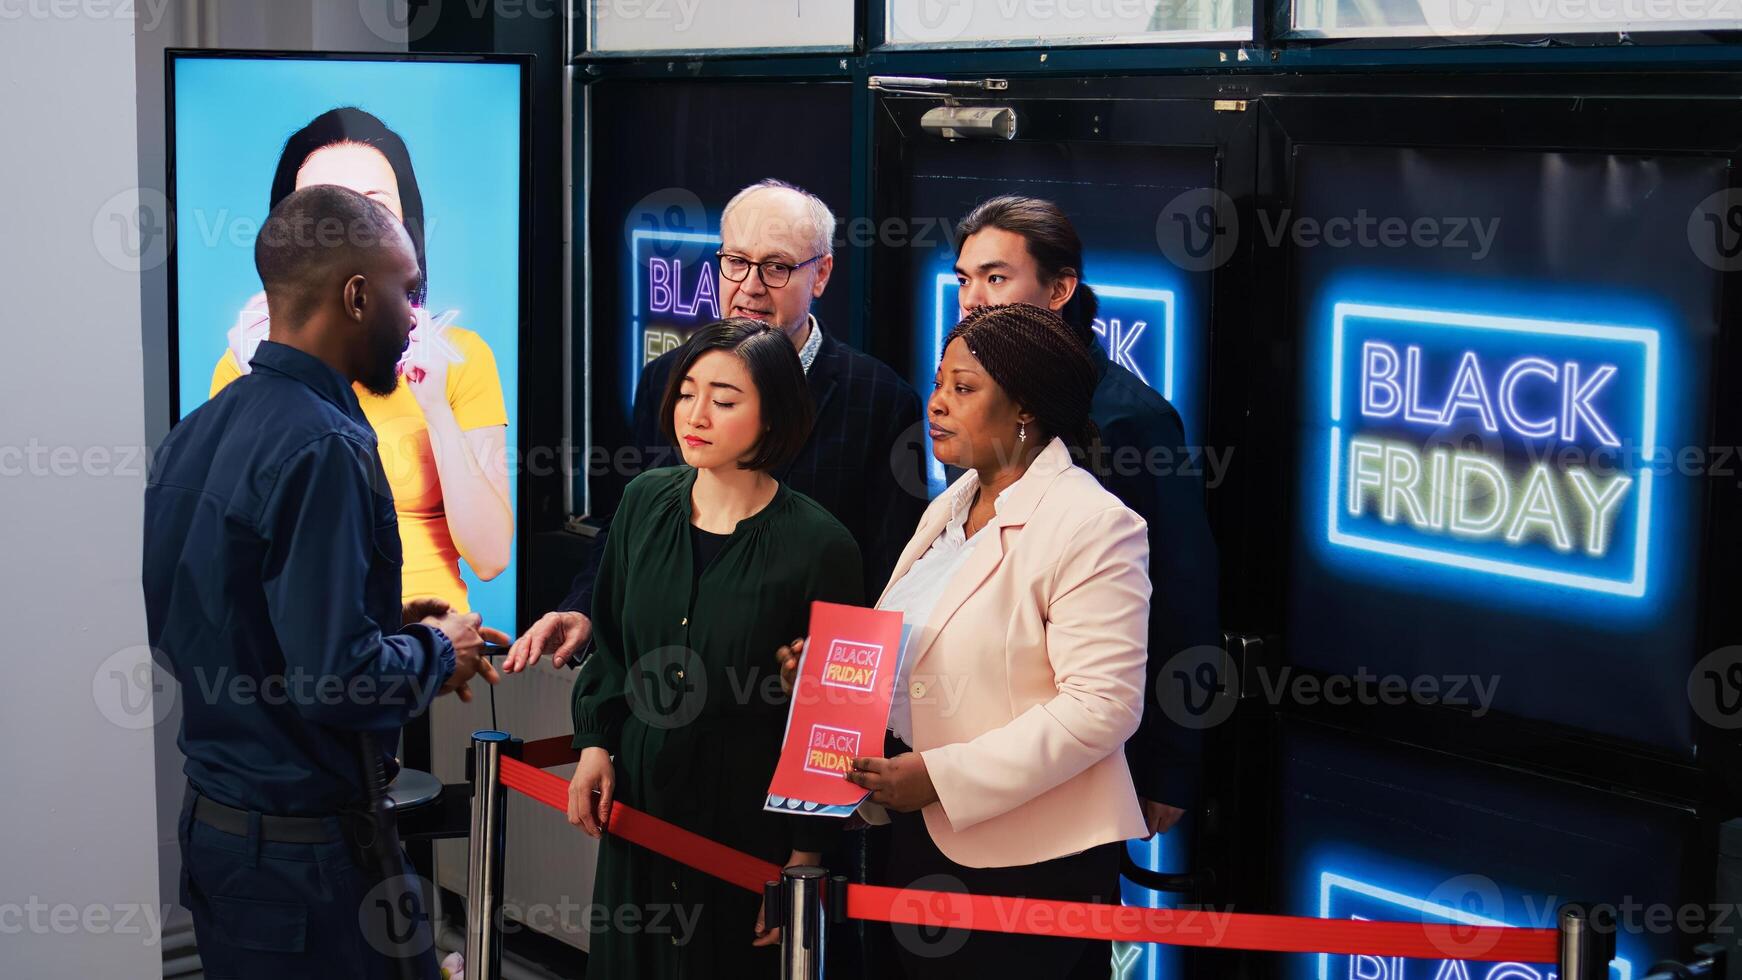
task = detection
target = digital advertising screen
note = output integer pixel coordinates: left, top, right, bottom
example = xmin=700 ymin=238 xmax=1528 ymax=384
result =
xmin=587 ymin=81 xmax=853 ymax=510
xmin=169 ymin=52 xmax=527 ymax=634
xmin=901 ymin=139 xmax=1217 ymax=496
xmin=1284 ymin=144 xmax=1723 ymax=753
xmin=1278 ymin=720 xmax=1695 ymax=980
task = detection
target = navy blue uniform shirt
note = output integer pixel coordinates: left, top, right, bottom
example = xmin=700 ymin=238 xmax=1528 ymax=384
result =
xmin=144 ymin=340 xmax=455 ymax=816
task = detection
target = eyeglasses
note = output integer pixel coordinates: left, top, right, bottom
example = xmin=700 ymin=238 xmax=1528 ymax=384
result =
xmin=716 ymin=251 xmax=824 ymax=288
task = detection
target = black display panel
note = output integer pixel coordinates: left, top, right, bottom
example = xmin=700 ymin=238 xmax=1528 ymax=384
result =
xmin=1278 ymin=720 xmax=1696 ymax=980
xmin=1283 ymin=144 xmax=1723 ymax=754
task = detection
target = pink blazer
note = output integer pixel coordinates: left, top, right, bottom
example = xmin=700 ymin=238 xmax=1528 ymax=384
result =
xmin=877 ymin=437 xmax=1152 ymax=868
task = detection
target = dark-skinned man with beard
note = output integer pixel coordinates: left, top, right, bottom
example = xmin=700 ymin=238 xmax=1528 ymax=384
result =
xmin=144 ymin=184 xmax=501 ymax=978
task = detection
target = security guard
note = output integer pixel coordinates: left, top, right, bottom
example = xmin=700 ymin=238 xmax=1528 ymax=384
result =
xmin=143 ymin=185 xmax=501 ymax=978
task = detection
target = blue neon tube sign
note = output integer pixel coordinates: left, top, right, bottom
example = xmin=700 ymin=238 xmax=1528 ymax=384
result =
xmin=630 ymin=228 xmax=722 ymax=406
xmin=1318 ymin=871 xmax=1633 ymax=980
xmin=931 ymin=273 xmax=1177 ymax=397
xmin=928 ymin=272 xmax=1181 ymax=495
xmin=1323 ymin=301 xmax=1658 ymax=598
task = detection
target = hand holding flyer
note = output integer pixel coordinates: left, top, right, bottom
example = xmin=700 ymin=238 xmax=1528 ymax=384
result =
xmin=765 ymin=601 xmax=908 ymax=817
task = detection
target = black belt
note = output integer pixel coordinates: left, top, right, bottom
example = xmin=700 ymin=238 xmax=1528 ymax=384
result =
xmin=192 ymin=794 xmax=345 ymax=844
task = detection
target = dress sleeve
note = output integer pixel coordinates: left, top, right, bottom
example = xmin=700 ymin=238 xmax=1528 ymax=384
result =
xmin=809 ymin=525 xmax=865 ymax=609
xmin=570 ymin=478 xmax=639 ymax=752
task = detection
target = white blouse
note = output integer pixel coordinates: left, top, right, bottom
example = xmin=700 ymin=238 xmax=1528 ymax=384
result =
xmin=878 ymin=478 xmax=1009 ymax=745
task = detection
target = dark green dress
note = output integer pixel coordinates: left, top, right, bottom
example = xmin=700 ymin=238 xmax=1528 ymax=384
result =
xmin=572 ymin=466 xmax=864 ymax=979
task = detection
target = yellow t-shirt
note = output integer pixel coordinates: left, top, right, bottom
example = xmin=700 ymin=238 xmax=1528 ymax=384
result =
xmin=211 ymin=327 xmax=509 ymax=613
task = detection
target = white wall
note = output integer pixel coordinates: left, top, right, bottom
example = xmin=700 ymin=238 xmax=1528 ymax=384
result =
xmin=0 ymin=8 xmax=160 ymax=980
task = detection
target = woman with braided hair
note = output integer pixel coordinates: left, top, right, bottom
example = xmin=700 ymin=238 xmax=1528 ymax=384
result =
xmin=952 ymin=195 xmax=1220 ymax=841
xmin=820 ymin=302 xmax=1151 ymax=976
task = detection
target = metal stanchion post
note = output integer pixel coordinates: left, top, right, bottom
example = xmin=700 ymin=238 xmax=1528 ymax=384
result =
xmin=778 ymin=864 xmax=828 ymax=980
xmin=466 ymin=730 xmax=512 ymax=980
xmin=1559 ymin=903 xmax=1616 ymax=980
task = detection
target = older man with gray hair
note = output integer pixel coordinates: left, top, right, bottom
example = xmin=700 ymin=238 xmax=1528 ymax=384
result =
xmin=512 ymin=177 xmax=925 ymax=673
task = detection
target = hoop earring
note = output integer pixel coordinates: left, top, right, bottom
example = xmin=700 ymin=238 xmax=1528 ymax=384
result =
xmin=1018 ymin=422 xmax=1027 ymax=443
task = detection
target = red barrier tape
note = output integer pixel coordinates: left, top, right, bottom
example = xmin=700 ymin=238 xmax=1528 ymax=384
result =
xmin=497 ymin=742 xmax=1558 ymax=961
xmin=499 ymin=756 xmax=781 ymax=893
xmin=843 ymin=883 xmax=1556 ymax=959
xmin=517 ymin=734 xmax=584 ymax=771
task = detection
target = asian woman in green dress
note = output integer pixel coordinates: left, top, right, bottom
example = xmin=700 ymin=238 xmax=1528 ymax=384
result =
xmin=560 ymin=318 xmax=863 ymax=977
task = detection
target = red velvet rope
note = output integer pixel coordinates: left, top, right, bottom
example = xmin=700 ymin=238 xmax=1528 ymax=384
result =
xmin=496 ymin=740 xmax=1558 ymax=962
xmin=500 ymin=754 xmax=780 ymax=894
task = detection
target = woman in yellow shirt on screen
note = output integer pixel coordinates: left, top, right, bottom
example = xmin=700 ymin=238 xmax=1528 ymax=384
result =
xmin=211 ymin=107 xmax=512 ymax=613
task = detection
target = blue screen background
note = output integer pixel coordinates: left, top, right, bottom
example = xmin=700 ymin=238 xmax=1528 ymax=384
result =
xmin=173 ymin=55 xmax=524 ymax=634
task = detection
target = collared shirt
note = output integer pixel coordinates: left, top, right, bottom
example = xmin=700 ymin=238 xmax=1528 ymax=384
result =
xmin=797 ymin=314 xmax=823 ymax=374
xmin=143 ymin=340 xmax=456 ymax=816
xmin=877 ymin=476 xmax=1010 ymax=744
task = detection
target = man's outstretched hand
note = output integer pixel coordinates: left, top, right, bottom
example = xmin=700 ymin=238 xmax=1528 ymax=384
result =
xmin=424 ymin=609 xmax=507 ymax=702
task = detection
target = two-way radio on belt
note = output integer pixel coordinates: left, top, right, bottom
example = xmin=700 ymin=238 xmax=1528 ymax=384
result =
xmin=357 ymin=729 xmax=423 ymax=980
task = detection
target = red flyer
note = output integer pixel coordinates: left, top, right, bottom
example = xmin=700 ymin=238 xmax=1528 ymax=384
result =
xmin=765 ymin=601 xmax=908 ymax=816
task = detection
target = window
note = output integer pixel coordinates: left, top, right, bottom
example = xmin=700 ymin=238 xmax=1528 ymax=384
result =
xmin=884 ymin=0 xmax=1252 ymax=46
